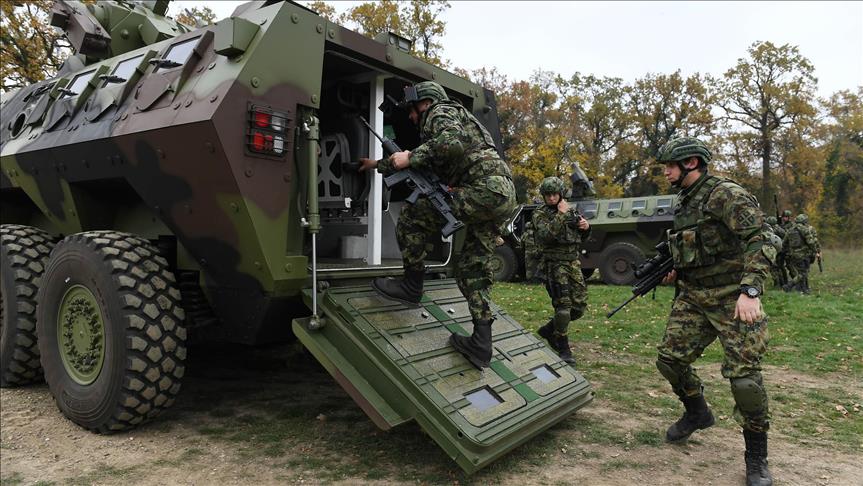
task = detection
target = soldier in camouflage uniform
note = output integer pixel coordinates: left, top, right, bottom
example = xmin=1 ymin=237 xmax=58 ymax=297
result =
xmin=359 ymin=81 xmax=517 ymax=369
xmin=656 ymin=137 xmax=778 ymax=486
xmin=764 ymin=217 xmax=786 ymax=288
xmin=783 ymin=214 xmax=821 ymax=294
xmin=531 ymin=177 xmax=590 ymax=364
xmin=522 ymin=221 xmax=543 ymax=283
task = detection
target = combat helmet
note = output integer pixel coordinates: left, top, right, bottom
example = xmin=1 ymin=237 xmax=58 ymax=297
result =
xmin=403 ymin=81 xmax=449 ymax=105
xmin=657 ymin=137 xmax=712 ymax=164
xmin=795 ymin=214 xmax=808 ymax=224
xmin=782 ymin=210 xmax=793 ymax=218
xmin=766 ymin=216 xmax=778 ymax=225
xmin=539 ymin=177 xmax=566 ymax=196
xmin=657 ymin=137 xmax=712 ymax=186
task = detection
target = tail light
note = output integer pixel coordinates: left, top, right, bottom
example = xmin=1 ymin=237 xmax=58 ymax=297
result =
xmin=247 ymin=105 xmax=289 ymax=157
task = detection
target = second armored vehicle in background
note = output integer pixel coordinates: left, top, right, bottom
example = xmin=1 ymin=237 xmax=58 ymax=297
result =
xmin=493 ymin=165 xmax=676 ymax=285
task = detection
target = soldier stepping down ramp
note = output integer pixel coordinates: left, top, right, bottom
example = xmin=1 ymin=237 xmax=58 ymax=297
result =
xmin=293 ymin=279 xmax=593 ymax=474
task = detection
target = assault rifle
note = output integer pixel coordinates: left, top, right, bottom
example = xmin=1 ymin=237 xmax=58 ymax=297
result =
xmin=607 ymin=241 xmax=674 ymax=318
xmin=817 ymin=254 xmax=823 ymax=273
xmin=772 ymin=194 xmax=789 ymax=285
xmin=358 ymin=116 xmax=464 ymax=237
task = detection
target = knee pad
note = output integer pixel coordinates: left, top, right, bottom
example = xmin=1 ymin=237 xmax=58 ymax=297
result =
xmin=570 ymin=306 xmax=585 ymax=321
xmin=730 ymin=374 xmax=768 ymax=415
xmin=656 ymin=357 xmax=682 ymax=386
xmin=554 ymin=308 xmax=570 ymax=328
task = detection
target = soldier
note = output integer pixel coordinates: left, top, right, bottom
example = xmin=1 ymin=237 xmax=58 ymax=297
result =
xmin=780 ymin=209 xmax=793 ymax=230
xmin=656 ymin=137 xmax=777 ymax=486
xmin=531 ymin=177 xmax=591 ymax=364
xmin=764 ymin=216 xmax=786 ymax=288
xmin=522 ymin=220 xmax=543 ymax=283
xmin=783 ymin=214 xmax=821 ymax=294
xmin=359 ymin=81 xmax=517 ymax=369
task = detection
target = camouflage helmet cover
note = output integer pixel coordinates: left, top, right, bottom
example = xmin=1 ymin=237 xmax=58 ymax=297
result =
xmin=539 ymin=177 xmax=566 ymax=195
xmin=657 ymin=137 xmax=712 ymax=164
xmin=404 ymin=81 xmax=449 ymax=104
xmin=782 ymin=210 xmax=793 ymax=217
xmin=766 ymin=216 xmax=778 ymax=225
xmin=796 ymin=213 xmax=808 ymax=223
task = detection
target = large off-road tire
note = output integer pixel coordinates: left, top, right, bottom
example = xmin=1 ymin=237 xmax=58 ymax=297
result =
xmin=490 ymin=243 xmax=519 ymax=283
xmin=599 ymin=242 xmax=645 ymax=285
xmin=1 ymin=225 xmax=55 ymax=387
xmin=36 ymin=231 xmax=187 ymax=433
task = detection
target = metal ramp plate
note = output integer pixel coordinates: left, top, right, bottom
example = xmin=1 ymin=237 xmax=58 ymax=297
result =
xmin=292 ymin=279 xmax=593 ymax=474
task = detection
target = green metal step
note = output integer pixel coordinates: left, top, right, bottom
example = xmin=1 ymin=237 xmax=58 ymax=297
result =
xmin=292 ymin=279 xmax=593 ymax=474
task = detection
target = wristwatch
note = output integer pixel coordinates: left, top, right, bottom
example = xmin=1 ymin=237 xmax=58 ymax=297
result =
xmin=740 ymin=285 xmax=761 ymax=298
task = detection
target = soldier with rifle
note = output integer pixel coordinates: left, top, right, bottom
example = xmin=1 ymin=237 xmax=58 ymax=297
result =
xmin=650 ymin=137 xmax=778 ymax=486
xmin=532 ymin=177 xmax=591 ymax=364
xmin=359 ymin=81 xmax=517 ymax=369
xmin=783 ymin=213 xmax=821 ymax=294
xmin=765 ymin=216 xmax=787 ymax=288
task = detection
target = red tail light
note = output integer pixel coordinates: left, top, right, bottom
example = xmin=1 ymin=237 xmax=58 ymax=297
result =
xmin=254 ymin=111 xmax=270 ymax=128
xmin=247 ymin=105 xmax=289 ymax=157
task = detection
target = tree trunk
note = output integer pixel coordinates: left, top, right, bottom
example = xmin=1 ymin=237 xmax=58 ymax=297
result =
xmin=761 ymin=131 xmax=772 ymax=210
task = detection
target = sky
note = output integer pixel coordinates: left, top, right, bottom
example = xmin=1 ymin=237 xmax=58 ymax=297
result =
xmin=168 ymin=1 xmax=863 ymax=97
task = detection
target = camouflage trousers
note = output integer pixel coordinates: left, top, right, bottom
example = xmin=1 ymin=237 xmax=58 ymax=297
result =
xmin=543 ymin=259 xmax=588 ymax=334
xmin=657 ymin=282 xmax=770 ymax=431
xmin=397 ymin=175 xmax=516 ymax=322
xmin=786 ymin=255 xmax=811 ymax=290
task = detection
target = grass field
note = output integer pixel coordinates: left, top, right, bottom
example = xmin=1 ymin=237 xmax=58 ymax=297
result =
xmin=2 ymin=250 xmax=860 ymax=485
xmin=493 ymin=248 xmax=863 ymax=453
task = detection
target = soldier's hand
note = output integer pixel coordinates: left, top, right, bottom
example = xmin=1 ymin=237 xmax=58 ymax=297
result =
xmin=577 ymin=217 xmax=590 ymax=231
xmin=358 ymin=157 xmax=378 ymax=172
xmin=390 ymin=151 xmax=411 ymax=170
xmin=733 ymin=294 xmax=763 ymax=325
xmin=558 ymin=199 xmax=569 ymax=213
xmin=661 ymin=269 xmax=677 ymax=285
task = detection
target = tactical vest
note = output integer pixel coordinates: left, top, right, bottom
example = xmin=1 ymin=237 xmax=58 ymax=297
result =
xmin=668 ymin=175 xmax=746 ymax=286
xmin=535 ymin=205 xmax=584 ymax=261
xmin=785 ymin=224 xmax=804 ymax=249
xmin=419 ymin=101 xmax=510 ymax=185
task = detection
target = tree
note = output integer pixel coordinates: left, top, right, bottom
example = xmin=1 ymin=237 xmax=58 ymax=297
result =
xmin=625 ymin=71 xmax=716 ymax=195
xmin=0 ymin=0 xmax=72 ymax=92
xmin=818 ymin=88 xmax=863 ymax=244
xmin=176 ymin=6 xmax=217 ymax=28
xmin=306 ymin=1 xmax=337 ymax=22
xmin=400 ymin=0 xmax=449 ymax=67
xmin=717 ymin=41 xmax=818 ymax=210
xmin=338 ymin=1 xmax=450 ymax=68
xmin=340 ymin=0 xmax=402 ymax=39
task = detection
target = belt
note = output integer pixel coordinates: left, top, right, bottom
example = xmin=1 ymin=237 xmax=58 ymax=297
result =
xmin=679 ymin=271 xmax=741 ymax=288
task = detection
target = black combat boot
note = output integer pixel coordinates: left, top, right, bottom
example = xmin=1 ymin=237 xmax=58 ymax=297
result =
xmin=537 ymin=320 xmax=555 ymax=346
xmin=666 ymin=393 xmax=716 ymax=442
xmin=743 ymin=429 xmax=773 ymax=486
xmin=450 ymin=318 xmax=494 ymax=369
xmin=372 ymin=269 xmax=424 ymax=306
xmin=555 ymin=333 xmax=576 ymax=365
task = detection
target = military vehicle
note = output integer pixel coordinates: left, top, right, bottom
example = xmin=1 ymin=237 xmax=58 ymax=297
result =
xmin=0 ymin=0 xmax=593 ymax=473
xmin=493 ymin=165 xmax=676 ymax=285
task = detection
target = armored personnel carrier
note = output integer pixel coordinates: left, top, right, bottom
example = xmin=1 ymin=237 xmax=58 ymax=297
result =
xmin=493 ymin=164 xmax=676 ymax=285
xmin=0 ymin=0 xmax=592 ymax=473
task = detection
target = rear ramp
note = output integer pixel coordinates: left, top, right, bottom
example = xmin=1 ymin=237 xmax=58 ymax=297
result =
xmin=292 ymin=279 xmax=593 ymax=473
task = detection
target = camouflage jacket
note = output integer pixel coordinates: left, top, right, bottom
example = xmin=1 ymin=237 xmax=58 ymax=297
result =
xmin=531 ymin=204 xmax=590 ymax=261
xmin=379 ymin=100 xmax=511 ymax=187
xmin=667 ymin=173 xmax=776 ymax=292
xmin=784 ymin=223 xmax=820 ymax=258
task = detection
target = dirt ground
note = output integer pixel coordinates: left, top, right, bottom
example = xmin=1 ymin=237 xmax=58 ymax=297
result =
xmin=1 ymin=343 xmax=861 ymax=486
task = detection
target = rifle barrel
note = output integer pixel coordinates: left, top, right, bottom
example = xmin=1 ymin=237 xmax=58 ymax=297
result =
xmin=607 ymin=293 xmax=639 ymax=318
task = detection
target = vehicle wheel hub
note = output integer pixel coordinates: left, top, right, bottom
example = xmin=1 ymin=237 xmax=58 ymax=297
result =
xmin=58 ymin=284 xmax=105 ymax=385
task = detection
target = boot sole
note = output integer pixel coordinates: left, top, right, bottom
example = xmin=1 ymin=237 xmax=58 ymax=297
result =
xmin=665 ymin=417 xmax=716 ymax=443
xmin=371 ymin=279 xmax=422 ymax=307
